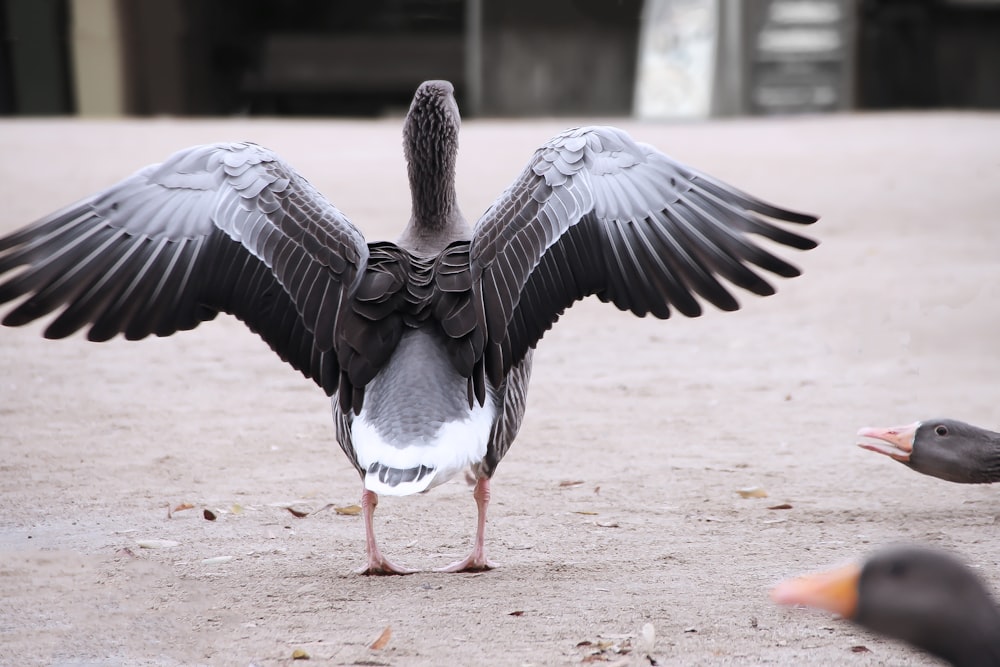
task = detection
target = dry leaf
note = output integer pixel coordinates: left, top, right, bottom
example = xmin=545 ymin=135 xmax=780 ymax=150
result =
xmin=291 ymin=648 xmax=310 ymax=660
xmin=767 ymin=503 xmax=793 ymax=510
xmin=508 ymin=610 xmax=524 ymax=616
xmin=595 ymin=521 xmax=620 ymax=528
xmin=168 ymin=502 xmax=194 ymax=519
xmin=573 ymin=511 xmax=599 ymax=516
xmin=369 ymin=625 xmax=392 ymax=650
xmin=737 ymin=486 xmax=768 ymax=499
xmin=203 ymin=508 xmax=218 ymax=521
xmin=576 ymin=640 xmax=594 ymax=647
xmin=334 ymin=504 xmax=362 ymax=516
xmin=230 ymin=504 xmax=243 ymax=514
xmin=593 ymin=486 xmax=601 ymax=495
xmin=851 ymin=645 xmax=871 ymax=653
xmin=285 ymin=507 xmax=309 ymax=518
xmin=559 ymin=480 xmax=585 ymax=488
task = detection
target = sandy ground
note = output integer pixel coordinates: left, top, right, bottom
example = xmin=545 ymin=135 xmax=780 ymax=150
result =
xmin=0 ymin=112 xmax=998 ymax=667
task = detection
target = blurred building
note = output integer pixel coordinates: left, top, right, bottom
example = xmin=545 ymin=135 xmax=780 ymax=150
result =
xmin=0 ymin=0 xmax=998 ymax=117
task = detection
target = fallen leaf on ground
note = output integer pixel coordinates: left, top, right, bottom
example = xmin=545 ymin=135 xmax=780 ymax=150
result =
xmin=573 ymin=511 xmax=599 ymax=516
xmin=169 ymin=502 xmax=194 ymax=518
xmin=333 ymin=504 xmax=362 ymax=516
xmin=851 ymin=645 xmax=871 ymax=653
xmin=559 ymin=480 xmax=585 ymax=487
xmin=595 ymin=521 xmax=620 ymax=528
xmin=767 ymin=503 xmax=793 ymax=510
xmin=230 ymin=504 xmax=243 ymax=514
xmin=291 ymin=648 xmax=310 ymax=659
xmin=737 ymin=487 xmax=768 ymax=499
xmin=508 ymin=610 xmax=524 ymax=616
xmin=369 ymin=626 xmax=392 ymax=650
xmin=136 ymin=539 xmax=179 ymax=549
xmin=203 ymin=509 xmax=218 ymax=521
xmin=285 ymin=507 xmax=309 ymax=518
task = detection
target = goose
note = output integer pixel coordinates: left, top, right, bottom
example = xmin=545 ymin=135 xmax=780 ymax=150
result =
xmin=0 ymin=80 xmax=817 ymax=574
xmin=772 ymin=546 xmax=1000 ymax=666
xmin=858 ymin=419 xmax=1000 ymax=484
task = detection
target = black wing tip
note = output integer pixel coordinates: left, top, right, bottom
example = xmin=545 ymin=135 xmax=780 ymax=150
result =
xmin=778 ymin=210 xmax=819 ymax=226
xmin=797 ymin=236 xmax=819 ymax=250
xmin=1 ymin=311 xmax=30 ymax=328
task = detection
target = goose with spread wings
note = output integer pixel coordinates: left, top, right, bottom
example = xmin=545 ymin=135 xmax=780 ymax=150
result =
xmin=0 ymin=80 xmax=817 ymax=574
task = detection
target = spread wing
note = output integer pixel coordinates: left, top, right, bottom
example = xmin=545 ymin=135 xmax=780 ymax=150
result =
xmin=0 ymin=142 xmax=369 ymax=395
xmin=469 ymin=125 xmax=818 ymax=387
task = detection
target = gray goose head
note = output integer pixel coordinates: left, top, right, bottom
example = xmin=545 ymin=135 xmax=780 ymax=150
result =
xmin=398 ymin=80 xmax=469 ymax=254
xmin=858 ymin=419 xmax=1000 ymax=483
xmin=773 ymin=547 xmax=1000 ymax=667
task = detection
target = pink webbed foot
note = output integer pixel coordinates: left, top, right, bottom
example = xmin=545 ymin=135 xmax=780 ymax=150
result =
xmin=434 ymin=476 xmax=496 ymax=573
xmin=434 ymin=549 xmax=497 ymax=573
xmin=355 ymin=555 xmax=419 ymax=576
xmin=356 ymin=488 xmax=417 ymax=576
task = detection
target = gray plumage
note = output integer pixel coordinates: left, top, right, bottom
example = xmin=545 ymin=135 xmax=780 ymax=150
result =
xmin=0 ymin=80 xmax=817 ymax=572
xmin=857 ymin=548 xmax=1000 ymax=667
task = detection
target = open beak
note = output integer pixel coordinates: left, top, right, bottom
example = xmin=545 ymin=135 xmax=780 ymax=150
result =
xmin=856 ymin=422 xmax=919 ymax=462
xmin=770 ymin=561 xmax=861 ymax=619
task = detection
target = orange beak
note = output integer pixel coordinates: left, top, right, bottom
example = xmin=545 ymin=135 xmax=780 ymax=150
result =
xmin=857 ymin=422 xmax=919 ymax=462
xmin=770 ymin=562 xmax=861 ymax=619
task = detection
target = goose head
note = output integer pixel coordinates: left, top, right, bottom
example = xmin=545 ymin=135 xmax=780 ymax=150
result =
xmin=401 ymin=80 xmax=464 ymax=243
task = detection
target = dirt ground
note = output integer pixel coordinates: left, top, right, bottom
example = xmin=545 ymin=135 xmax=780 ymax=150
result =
xmin=0 ymin=112 xmax=998 ymax=667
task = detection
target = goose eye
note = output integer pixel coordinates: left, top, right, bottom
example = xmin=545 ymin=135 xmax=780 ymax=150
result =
xmin=935 ymin=425 xmax=949 ymax=436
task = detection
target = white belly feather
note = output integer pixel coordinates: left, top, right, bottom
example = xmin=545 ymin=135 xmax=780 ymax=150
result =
xmin=349 ymin=329 xmax=497 ymax=496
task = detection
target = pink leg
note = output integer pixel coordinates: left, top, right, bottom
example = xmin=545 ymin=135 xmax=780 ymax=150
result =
xmin=435 ymin=477 xmax=497 ymax=573
xmin=355 ymin=488 xmax=417 ymax=575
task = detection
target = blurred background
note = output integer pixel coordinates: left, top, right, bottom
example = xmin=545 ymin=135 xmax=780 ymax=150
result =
xmin=0 ymin=0 xmax=997 ymax=119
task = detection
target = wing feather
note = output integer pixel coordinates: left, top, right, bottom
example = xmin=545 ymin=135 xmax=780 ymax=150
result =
xmin=0 ymin=142 xmax=368 ymax=394
xmin=471 ymin=125 xmax=818 ymax=382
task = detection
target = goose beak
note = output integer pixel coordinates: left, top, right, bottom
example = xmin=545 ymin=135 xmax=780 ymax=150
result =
xmin=771 ymin=562 xmax=861 ymax=619
xmin=856 ymin=422 xmax=919 ymax=462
